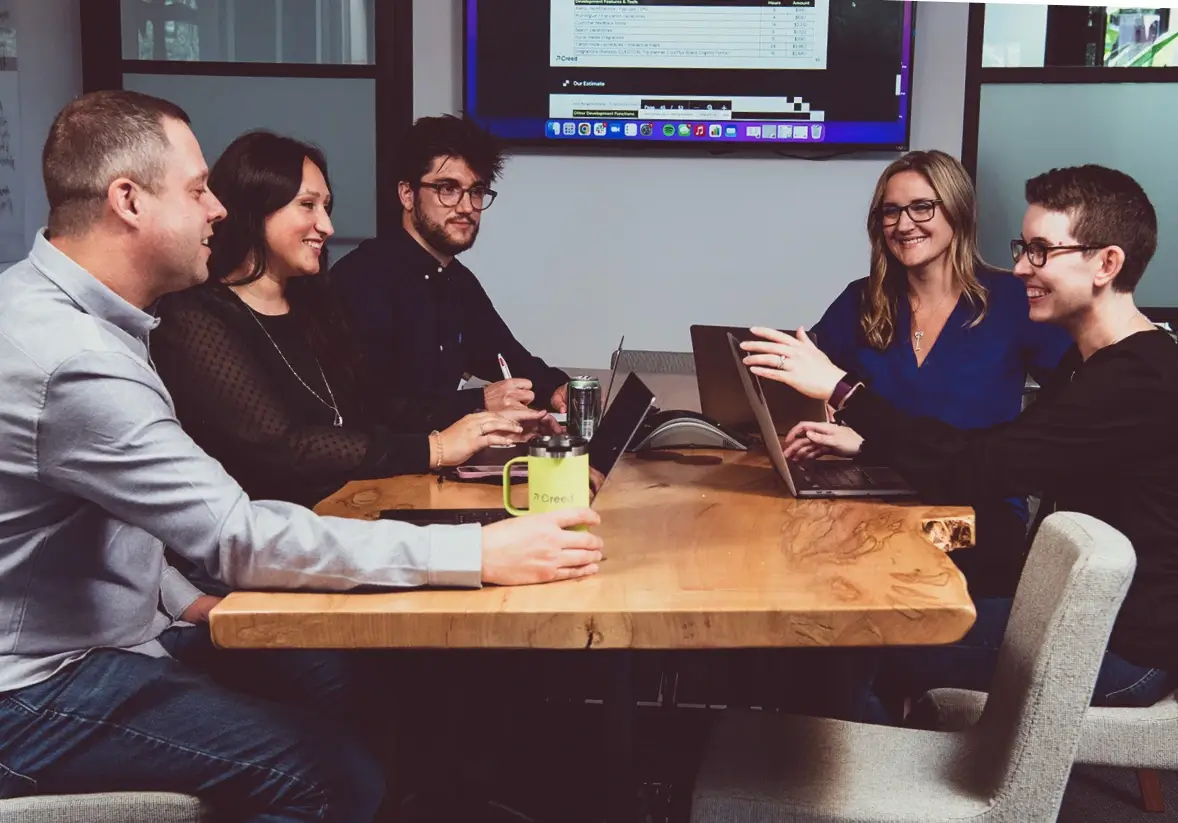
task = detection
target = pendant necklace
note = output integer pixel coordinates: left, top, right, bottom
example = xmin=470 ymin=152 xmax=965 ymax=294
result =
xmin=247 ymin=309 xmax=344 ymax=427
xmin=911 ymin=290 xmax=955 ymax=353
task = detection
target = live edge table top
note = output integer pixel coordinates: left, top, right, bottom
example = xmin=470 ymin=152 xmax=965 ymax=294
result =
xmin=209 ymin=450 xmax=976 ymax=651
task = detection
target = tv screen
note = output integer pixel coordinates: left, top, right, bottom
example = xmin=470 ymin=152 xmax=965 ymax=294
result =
xmin=463 ymin=0 xmax=917 ymax=152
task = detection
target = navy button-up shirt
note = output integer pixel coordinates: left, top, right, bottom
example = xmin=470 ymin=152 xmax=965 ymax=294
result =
xmin=330 ymin=228 xmax=569 ymax=426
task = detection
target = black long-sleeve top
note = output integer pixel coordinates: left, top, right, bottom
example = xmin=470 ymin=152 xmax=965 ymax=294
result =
xmin=151 ymin=285 xmax=431 ymax=510
xmin=330 ymin=227 xmax=570 ymax=426
xmin=839 ymin=329 xmax=1178 ymax=672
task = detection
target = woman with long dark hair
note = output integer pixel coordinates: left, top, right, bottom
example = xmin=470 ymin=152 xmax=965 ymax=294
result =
xmin=152 ymin=130 xmax=546 ymax=511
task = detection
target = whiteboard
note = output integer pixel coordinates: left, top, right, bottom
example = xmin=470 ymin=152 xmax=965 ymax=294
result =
xmin=0 ymin=0 xmax=22 ymax=264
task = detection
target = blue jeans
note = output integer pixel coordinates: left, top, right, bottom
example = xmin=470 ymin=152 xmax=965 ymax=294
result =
xmin=863 ymin=597 xmax=1175 ymax=725
xmin=158 ymin=623 xmax=395 ymax=758
xmin=0 ymin=639 xmax=387 ymax=822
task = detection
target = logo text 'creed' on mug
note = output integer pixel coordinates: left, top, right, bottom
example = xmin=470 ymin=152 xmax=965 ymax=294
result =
xmin=502 ymin=435 xmax=591 ymax=529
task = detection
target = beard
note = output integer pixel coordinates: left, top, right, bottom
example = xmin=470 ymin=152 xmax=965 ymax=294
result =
xmin=412 ymin=199 xmax=479 ymax=258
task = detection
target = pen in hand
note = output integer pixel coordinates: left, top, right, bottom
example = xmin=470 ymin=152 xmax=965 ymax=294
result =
xmin=497 ymin=353 xmax=512 ymax=380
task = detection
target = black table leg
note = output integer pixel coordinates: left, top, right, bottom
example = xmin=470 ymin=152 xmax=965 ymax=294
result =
xmin=605 ymin=650 xmax=642 ymax=823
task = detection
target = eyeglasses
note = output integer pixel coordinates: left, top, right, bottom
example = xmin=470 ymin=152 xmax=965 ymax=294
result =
xmin=417 ymin=181 xmax=498 ymax=211
xmin=1010 ymin=239 xmax=1106 ymax=268
xmin=879 ymin=199 xmax=942 ymax=227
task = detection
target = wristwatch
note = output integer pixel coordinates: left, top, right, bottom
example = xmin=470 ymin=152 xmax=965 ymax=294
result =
xmin=830 ymin=373 xmax=865 ymax=411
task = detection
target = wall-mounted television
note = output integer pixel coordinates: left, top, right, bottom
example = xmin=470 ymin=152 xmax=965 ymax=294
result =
xmin=463 ymin=0 xmax=918 ymax=153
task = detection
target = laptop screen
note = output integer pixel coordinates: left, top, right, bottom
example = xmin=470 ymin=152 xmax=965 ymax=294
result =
xmin=726 ymin=333 xmax=800 ymax=496
xmin=589 ymin=372 xmax=656 ymax=477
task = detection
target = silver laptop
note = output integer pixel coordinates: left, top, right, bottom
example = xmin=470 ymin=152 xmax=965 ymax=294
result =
xmin=726 ymin=333 xmax=915 ymax=499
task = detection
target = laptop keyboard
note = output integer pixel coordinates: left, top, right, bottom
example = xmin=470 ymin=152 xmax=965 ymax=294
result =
xmin=794 ymin=461 xmax=873 ymax=489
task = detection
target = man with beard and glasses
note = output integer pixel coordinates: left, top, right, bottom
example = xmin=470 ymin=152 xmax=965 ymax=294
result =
xmin=331 ymin=114 xmax=571 ymax=429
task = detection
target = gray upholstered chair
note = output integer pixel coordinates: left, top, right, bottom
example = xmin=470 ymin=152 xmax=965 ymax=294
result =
xmin=919 ymin=676 xmax=1178 ymax=813
xmin=610 ymin=348 xmax=696 ymax=376
xmin=921 ymin=686 xmax=1178 ymax=813
xmin=0 ymin=792 xmax=210 ymax=822
xmin=689 ymin=511 xmax=1137 ymax=823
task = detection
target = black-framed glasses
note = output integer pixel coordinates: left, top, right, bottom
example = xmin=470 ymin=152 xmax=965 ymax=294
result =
xmin=1010 ymin=239 xmax=1106 ymax=267
xmin=417 ymin=181 xmax=498 ymax=211
xmin=879 ymin=199 xmax=942 ymax=226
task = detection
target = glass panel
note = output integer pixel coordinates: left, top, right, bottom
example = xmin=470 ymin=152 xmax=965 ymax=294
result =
xmin=976 ymin=83 xmax=1178 ymax=308
xmin=982 ymin=4 xmax=1049 ymax=67
xmin=120 ymin=0 xmax=376 ymax=64
xmin=984 ymin=5 xmax=1177 ymax=68
xmin=123 ymin=73 xmax=377 ymax=240
xmin=1106 ymin=7 xmax=1178 ymax=67
xmin=0 ymin=6 xmax=17 ymax=63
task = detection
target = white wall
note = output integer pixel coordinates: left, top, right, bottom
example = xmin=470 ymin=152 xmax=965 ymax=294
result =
xmin=3 ymin=0 xmax=82 ymax=265
xmin=414 ymin=0 xmax=971 ymax=367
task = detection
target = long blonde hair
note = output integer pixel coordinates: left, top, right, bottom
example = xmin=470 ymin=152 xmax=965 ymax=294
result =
xmin=861 ymin=150 xmax=990 ymax=351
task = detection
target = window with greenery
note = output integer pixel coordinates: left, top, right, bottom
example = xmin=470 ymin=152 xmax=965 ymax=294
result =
xmin=982 ymin=4 xmax=1175 ymax=68
xmin=1105 ymin=8 xmax=1175 ymax=67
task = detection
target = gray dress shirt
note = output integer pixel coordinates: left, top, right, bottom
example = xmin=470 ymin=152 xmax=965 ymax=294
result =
xmin=0 ymin=232 xmax=482 ymax=694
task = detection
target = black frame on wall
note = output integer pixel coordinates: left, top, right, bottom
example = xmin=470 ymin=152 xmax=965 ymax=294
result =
xmin=960 ymin=2 xmax=1178 ymax=181
xmin=79 ymin=0 xmax=413 ymax=236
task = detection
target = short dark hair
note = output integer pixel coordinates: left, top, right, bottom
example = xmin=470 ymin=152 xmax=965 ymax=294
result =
xmin=393 ymin=113 xmax=506 ymax=187
xmin=1024 ymin=164 xmax=1157 ymax=292
xmin=207 ymin=130 xmax=332 ymax=285
xmin=43 ymin=89 xmax=192 ymax=237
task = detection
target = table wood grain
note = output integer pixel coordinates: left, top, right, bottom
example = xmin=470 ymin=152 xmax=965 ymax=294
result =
xmin=209 ymin=450 xmax=975 ymax=651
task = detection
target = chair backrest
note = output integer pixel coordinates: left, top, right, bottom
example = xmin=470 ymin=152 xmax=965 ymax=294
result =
xmin=970 ymin=511 xmax=1136 ymax=816
xmin=610 ymin=349 xmax=696 ymax=375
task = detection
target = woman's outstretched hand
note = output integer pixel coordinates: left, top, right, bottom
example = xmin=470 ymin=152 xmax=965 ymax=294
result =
xmin=739 ymin=326 xmax=846 ymax=402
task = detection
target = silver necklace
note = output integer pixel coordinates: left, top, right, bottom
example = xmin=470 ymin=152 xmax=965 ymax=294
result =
xmin=247 ymin=309 xmax=344 ymax=427
xmin=911 ymin=290 xmax=955 ymax=353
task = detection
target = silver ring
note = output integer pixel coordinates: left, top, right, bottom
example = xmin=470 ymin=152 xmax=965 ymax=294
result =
xmin=776 ymin=355 xmax=786 ymax=370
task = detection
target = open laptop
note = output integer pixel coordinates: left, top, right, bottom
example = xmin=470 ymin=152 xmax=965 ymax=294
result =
xmin=725 ymin=333 xmax=915 ymax=499
xmin=691 ymin=324 xmax=816 ymax=435
xmin=379 ymin=372 xmax=657 ymax=525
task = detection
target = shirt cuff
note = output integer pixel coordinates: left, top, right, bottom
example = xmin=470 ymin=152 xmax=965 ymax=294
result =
xmin=536 ymin=369 xmax=571 ymax=410
xmin=367 ymin=430 xmax=432 ymax=476
xmin=456 ymin=387 xmax=485 ymax=415
xmin=836 ymin=386 xmax=889 ymax=443
xmin=160 ymin=564 xmax=206 ymax=621
xmin=427 ymin=523 xmax=484 ymax=589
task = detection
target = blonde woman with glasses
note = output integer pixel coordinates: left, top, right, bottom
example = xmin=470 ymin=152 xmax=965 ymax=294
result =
xmin=807 ymin=149 xmax=1072 ymax=597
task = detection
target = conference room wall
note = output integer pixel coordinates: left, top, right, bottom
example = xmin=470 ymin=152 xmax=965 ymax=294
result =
xmin=122 ymin=73 xmax=375 ymax=265
xmin=976 ymin=83 xmax=1178 ymax=308
xmin=0 ymin=0 xmax=83 ymax=270
xmin=415 ymin=0 xmax=970 ymax=368
xmin=5 ymin=0 xmax=973 ymax=370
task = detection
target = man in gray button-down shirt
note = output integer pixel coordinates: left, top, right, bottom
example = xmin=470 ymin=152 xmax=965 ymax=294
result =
xmin=0 ymin=91 xmax=602 ymax=821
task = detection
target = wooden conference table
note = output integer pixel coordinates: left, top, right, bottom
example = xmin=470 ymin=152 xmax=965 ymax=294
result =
xmin=209 ymin=448 xmax=976 ymax=822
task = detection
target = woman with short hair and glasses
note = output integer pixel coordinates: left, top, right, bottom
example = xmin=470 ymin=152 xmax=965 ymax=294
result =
xmin=809 ymin=150 xmax=1072 ymax=597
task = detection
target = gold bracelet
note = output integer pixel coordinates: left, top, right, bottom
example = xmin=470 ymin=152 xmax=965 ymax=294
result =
xmin=430 ymin=430 xmax=443 ymax=469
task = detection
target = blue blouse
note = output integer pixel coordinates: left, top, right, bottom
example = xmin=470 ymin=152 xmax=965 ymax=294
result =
xmin=812 ymin=268 xmax=1073 ymax=517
